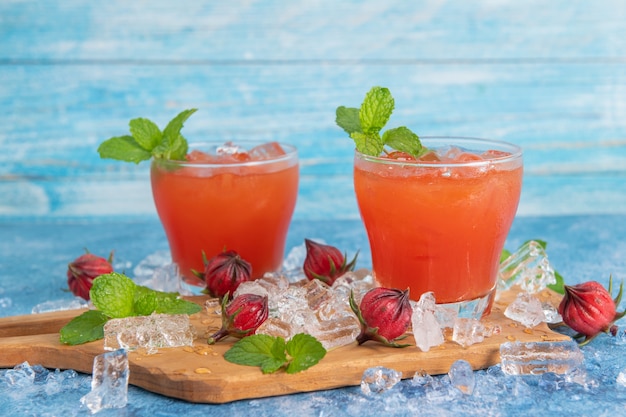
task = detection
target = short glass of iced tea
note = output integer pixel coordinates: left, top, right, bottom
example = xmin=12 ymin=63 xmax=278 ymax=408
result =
xmin=354 ymin=137 xmax=523 ymax=317
xmin=151 ymin=141 xmax=299 ymax=286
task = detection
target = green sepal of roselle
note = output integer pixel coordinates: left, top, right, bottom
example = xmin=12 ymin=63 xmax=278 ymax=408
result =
xmin=97 ymin=108 xmax=197 ymax=163
xmin=348 ymin=290 xmax=411 ymax=348
xmin=336 ymin=86 xmax=425 ymax=158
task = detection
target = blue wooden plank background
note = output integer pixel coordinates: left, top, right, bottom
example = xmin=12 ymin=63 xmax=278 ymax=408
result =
xmin=1 ymin=0 xmax=625 ymax=219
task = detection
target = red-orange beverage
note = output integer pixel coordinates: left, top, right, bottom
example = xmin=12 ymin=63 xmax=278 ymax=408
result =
xmin=151 ymin=142 xmax=299 ymax=286
xmin=354 ymin=138 xmax=523 ymax=317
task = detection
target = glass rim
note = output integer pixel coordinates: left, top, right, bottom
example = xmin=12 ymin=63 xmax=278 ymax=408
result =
xmin=152 ymin=141 xmax=298 ymax=168
xmin=355 ymin=136 xmax=522 ymax=167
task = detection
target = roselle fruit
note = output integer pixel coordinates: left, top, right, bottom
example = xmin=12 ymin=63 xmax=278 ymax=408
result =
xmin=303 ymin=239 xmax=358 ymax=285
xmin=349 ymin=287 xmax=413 ymax=347
xmin=208 ymin=293 xmax=269 ymax=344
xmin=195 ymin=250 xmax=252 ymax=299
xmin=67 ymin=251 xmax=114 ymax=300
xmin=558 ymin=276 xmax=625 ymax=345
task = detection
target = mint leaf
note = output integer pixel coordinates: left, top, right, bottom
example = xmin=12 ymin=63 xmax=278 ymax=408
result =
xmin=360 ymin=87 xmax=394 ymax=134
xmin=159 ymin=109 xmax=197 ymax=160
xmin=132 ymin=285 xmax=158 ymax=315
xmin=351 ymin=132 xmax=384 ymax=156
xmin=548 ymin=270 xmax=565 ymax=294
xmin=97 ymin=135 xmax=152 ymax=164
xmin=148 ymin=291 xmax=202 ymax=315
xmin=335 ymin=106 xmax=362 ymax=135
xmin=224 ymin=334 xmax=287 ymax=374
xmin=285 ymin=333 xmax=326 ymax=374
xmin=59 ymin=310 xmax=109 ymax=345
xmin=224 ymin=333 xmax=326 ymax=374
xmin=382 ymin=127 xmax=423 ymax=157
xmin=129 ymin=117 xmax=162 ymax=151
xmin=90 ymin=272 xmax=137 ymax=318
xmin=99 ymin=108 xmax=197 ymax=163
xmin=133 ymin=284 xmax=201 ymax=316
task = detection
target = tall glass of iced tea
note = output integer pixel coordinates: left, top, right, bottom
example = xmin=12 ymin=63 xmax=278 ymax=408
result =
xmin=354 ymin=137 xmax=522 ymax=318
xmin=151 ymin=141 xmax=299 ymax=287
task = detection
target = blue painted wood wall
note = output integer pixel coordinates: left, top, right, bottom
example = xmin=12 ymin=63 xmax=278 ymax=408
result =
xmin=1 ymin=1 xmax=625 ymax=219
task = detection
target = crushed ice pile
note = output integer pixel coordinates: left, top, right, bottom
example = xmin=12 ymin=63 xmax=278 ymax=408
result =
xmin=103 ymin=314 xmax=195 ymax=354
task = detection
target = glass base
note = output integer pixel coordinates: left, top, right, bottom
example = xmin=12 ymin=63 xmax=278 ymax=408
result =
xmin=435 ymin=290 xmax=496 ymax=320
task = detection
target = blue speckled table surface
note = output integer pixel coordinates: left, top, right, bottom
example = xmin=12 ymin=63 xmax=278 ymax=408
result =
xmin=2 ymin=1 xmax=626 ymax=416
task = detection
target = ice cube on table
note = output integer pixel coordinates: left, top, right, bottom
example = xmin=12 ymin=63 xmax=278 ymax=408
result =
xmin=3 ymin=362 xmax=80 ymax=402
xmin=498 ymin=240 xmax=556 ymax=293
xmin=303 ymin=278 xmax=333 ymax=310
xmin=80 ymin=349 xmax=129 ymax=413
xmin=307 ymin=316 xmax=360 ymax=350
xmin=4 ymin=362 xmax=40 ymax=388
xmin=360 ymin=366 xmax=402 ymax=395
xmin=504 ymin=293 xmax=546 ymax=328
xmin=542 ymin=301 xmax=563 ymax=324
xmin=499 ymin=340 xmax=584 ymax=375
xmin=411 ymin=292 xmax=445 ymax=352
xmin=411 ymin=369 xmax=434 ymax=387
xmin=448 ymin=360 xmax=475 ymax=395
xmin=256 ymin=317 xmax=295 ymax=340
xmin=103 ymin=314 xmax=195 ymax=354
xmin=234 ymin=272 xmax=290 ymax=305
xmin=452 ymin=318 xmax=487 ymax=347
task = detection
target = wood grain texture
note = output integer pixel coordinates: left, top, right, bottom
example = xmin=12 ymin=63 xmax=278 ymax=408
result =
xmin=0 ymin=289 xmax=570 ymax=403
xmin=1 ymin=0 xmax=626 ymax=219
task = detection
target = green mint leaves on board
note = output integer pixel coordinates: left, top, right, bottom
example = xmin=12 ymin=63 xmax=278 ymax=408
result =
xmin=58 ymin=310 xmax=109 ymax=345
xmin=98 ymin=108 xmax=197 ymax=163
xmin=224 ymin=333 xmax=327 ymax=374
xmin=59 ymin=272 xmax=202 ymax=345
xmin=336 ymin=86 xmax=423 ymax=158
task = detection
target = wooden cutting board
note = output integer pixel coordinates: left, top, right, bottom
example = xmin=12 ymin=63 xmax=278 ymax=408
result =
xmin=0 ymin=289 xmax=570 ymax=404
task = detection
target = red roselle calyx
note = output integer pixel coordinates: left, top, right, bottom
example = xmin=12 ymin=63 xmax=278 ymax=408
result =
xmin=208 ymin=293 xmax=269 ymax=344
xmin=67 ymin=251 xmax=114 ymax=300
xmin=303 ymin=239 xmax=358 ymax=285
xmin=194 ymin=250 xmax=252 ymax=299
xmin=349 ymin=287 xmax=413 ymax=348
xmin=558 ymin=276 xmax=625 ymax=346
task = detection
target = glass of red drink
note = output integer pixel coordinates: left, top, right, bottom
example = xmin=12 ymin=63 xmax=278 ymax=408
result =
xmin=354 ymin=137 xmax=523 ymax=318
xmin=150 ymin=141 xmax=299 ymax=287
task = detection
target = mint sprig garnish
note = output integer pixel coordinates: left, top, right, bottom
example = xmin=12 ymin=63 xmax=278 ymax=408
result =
xmin=59 ymin=272 xmax=202 ymax=345
xmin=336 ymin=86 xmax=424 ymax=157
xmin=98 ymin=108 xmax=197 ymax=163
xmin=224 ymin=333 xmax=326 ymax=374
